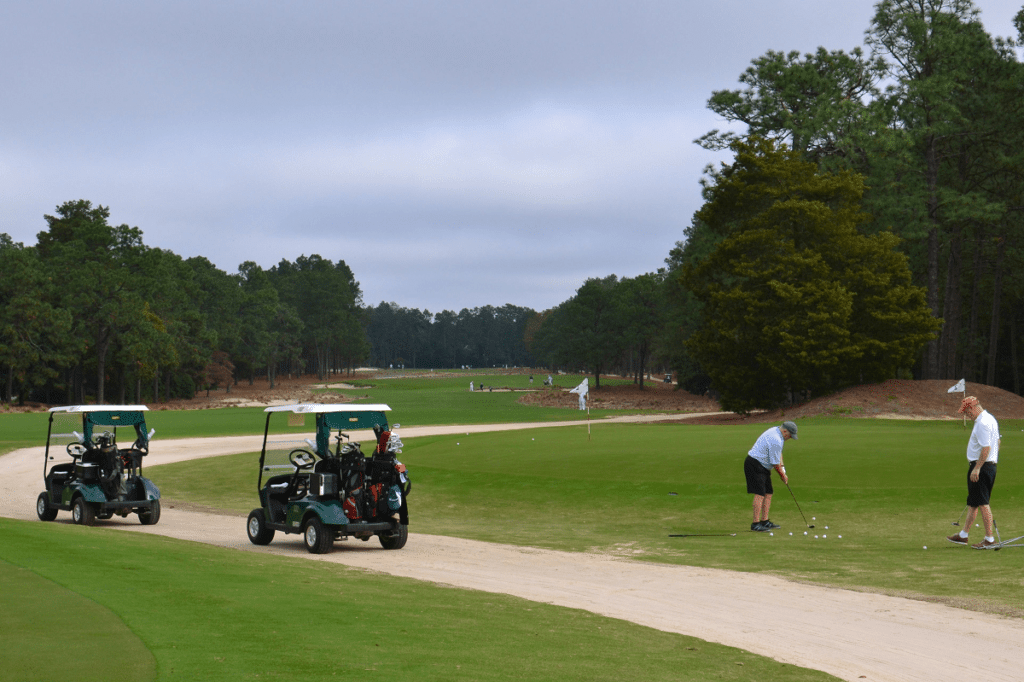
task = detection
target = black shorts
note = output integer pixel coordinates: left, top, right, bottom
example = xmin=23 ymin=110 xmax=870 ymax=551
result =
xmin=744 ymin=455 xmax=773 ymax=496
xmin=966 ymin=461 xmax=996 ymax=507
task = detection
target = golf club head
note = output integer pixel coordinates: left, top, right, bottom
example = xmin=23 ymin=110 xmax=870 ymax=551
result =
xmin=952 ymin=522 xmax=960 ymax=526
xmin=808 ymin=525 xmax=815 ymax=529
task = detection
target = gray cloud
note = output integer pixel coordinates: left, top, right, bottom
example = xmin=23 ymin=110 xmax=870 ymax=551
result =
xmin=3 ymin=0 xmax=1021 ymax=312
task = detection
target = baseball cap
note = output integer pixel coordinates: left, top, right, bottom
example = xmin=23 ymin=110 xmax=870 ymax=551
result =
xmin=782 ymin=421 xmax=798 ymax=439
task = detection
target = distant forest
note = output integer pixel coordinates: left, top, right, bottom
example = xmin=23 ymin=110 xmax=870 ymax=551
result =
xmin=4 ymin=2 xmax=1024 ymax=412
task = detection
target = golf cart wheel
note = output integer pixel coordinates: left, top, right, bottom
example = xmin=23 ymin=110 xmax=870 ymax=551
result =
xmin=303 ymin=517 xmax=334 ymax=554
xmin=36 ymin=492 xmax=58 ymax=522
xmin=72 ymin=496 xmax=96 ymax=526
xmin=379 ymin=523 xmax=408 ymax=550
xmin=138 ymin=500 xmax=161 ymax=525
xmin=246 ymin=509 xmax=275 ymax=545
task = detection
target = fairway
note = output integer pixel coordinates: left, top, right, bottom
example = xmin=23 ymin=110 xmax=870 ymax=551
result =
xmin=150 ymin=417 xmax=1024 ymax=615
xmin=4 ymin=387 xmax=1024 ymax=681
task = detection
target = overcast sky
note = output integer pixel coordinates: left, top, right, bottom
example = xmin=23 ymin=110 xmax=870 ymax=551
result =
xmin=2 ymin=0 xmax=1021 ymax=314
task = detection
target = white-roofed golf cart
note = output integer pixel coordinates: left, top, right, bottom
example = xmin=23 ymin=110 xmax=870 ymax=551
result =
xmin=246 ymin=403 xmax=410 ymax=553
xmin=37 ymin=405 xmax=161 ymax=525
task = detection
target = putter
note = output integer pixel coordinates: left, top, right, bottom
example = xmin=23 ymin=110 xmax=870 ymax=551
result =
xmin=952 ymin=505 xmax=968 ymax=527
xmin=668 ymin=533 xmax=738 ymax=537
xmin=785 ymin=481 xmax=814 ymax=528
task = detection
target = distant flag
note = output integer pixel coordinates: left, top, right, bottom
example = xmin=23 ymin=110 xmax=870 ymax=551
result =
xmin=569 ymin=378 xmax=589 ymax=397
xmin=947 ymin=379 xmax=965 ymax=393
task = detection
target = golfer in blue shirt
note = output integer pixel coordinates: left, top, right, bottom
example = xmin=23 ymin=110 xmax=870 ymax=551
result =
xmin=744 ymin=421 xmax=798 ymax=532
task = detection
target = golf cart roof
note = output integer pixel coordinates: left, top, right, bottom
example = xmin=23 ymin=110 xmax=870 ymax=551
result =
xmin=263 ymin=403 xmax=391 ymax=414
xmin=49 ymin=405 xmax=150 ymax=413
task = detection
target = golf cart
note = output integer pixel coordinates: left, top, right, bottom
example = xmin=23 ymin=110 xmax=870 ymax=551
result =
xmin=36 ymin=405 xmax=161 ymax=526
xmin=246 ymin=404 xmax=411 ymax=554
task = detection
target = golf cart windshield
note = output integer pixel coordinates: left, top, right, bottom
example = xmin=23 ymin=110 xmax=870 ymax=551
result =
xmin=47 ymin=405 xmax=152 ymax=456
xmin=259 ymin=404 xmax=391 ymax=487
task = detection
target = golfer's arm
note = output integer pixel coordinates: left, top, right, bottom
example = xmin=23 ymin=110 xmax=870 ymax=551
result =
xmin=975 ymin=446 xmax=990 ymax=467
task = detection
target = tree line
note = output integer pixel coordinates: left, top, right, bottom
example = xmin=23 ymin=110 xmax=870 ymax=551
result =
xmin=531 ymin=0 xmax=1024 ymax=412
xmin=0 ymin=200 xmax=542 ymax=406
xmin=365 ymin=302 xmax=536 ymax=370
xmin=1 ymin=200 xmax=371 ymax=405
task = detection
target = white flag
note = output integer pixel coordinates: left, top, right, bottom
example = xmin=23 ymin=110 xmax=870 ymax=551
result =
xmin=569 ymin=378 xmax=589 ymax=396
xmin=947 ymin=378 xmax=965 ymax=393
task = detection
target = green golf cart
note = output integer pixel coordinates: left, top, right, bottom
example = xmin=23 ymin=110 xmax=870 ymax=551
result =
xmin=246 ymin=404 xmax=411 ymax=554
xmin=36 ymin=405 xmax=161 ymax=525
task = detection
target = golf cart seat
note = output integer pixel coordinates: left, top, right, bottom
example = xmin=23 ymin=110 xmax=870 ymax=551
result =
xmin=48 ymin=462 xmax=75 ymax=482
xmin=287 ymin=474 xmax=310 ymax=501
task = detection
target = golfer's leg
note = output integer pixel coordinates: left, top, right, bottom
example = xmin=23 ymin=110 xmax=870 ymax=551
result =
xmin=762 ymin=493 xmax=772 ymax=522
xmin=980 ymin=505 xmax=994 ymax=538
xmin=964 ymin=506 xmax=979 ymax=534
xmin=753 ymin=495 xmax=764 ymax=523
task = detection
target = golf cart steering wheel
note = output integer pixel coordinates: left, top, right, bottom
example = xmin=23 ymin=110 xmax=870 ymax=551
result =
xmin=289 ymin=449 xmax=317 ymax=471
xmin=67 ymin=443 xmax=87 ymax=459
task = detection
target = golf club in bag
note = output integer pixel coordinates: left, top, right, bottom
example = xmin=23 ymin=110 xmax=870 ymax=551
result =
xmin=785 ymin=481 xmax=814 ymax=528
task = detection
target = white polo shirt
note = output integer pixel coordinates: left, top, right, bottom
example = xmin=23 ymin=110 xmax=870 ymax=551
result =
xmin=967 ymin=409 xmax=1000 ymax=464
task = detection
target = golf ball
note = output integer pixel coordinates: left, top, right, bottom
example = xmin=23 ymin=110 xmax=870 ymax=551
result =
xmin=812 ymin=517 xmax=816 ymax=520
xmin=923 ymin=546 xmax=928 ymax=550
xmin=838 ymin=535 xmax=842 ymax=539
xmin=823 ymin=534 xmax=827 ymax=538
xmin=825 ymin=526 xmax=829 ymax=529
xmin=770 ymin=532 xmax=774 ymax=536
xmin=789 ymin=532 xmax=793 ymax=536
xmin=815 ymin=535 xmax=819 ymax=538
xmin=804 ymin=531 xmax=808 ymax=536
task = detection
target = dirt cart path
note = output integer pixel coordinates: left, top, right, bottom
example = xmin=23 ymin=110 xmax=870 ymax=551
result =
xmin=3 ymin=417 xmax=1023 ymax=682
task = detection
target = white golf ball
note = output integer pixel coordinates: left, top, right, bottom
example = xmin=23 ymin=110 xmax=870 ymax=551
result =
xmin=815 ymin=535 xmax=819 ymax=539
xmin=770 ymin=532 xmax=773 ymax=536
xmin=789 ymin=532 xmax=793 ymax=536
xmin=803 ymin=531 xmax=808 ymax=536
xmin=823 ymin=534 xmax=827 ymax=538
xmin=825 ymin=526 xmax=829 ymax=529
xmin=923 ymin=546 xmax=928 ymax=550
xmin=812 ymin=517 xmax=816 ymax=520
xmin=838 ymin=535 xmax=842 ymax=539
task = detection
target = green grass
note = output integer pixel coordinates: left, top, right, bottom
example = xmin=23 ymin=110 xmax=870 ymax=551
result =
xmin=0 ymin=411 xmax=45 ymax=455
xmin=0 ymin=372 xmax=650 ymax=457
xmin=323 ymin=372 xmax=642 ymax=426
xmin=0 ymin=519 xmax=837 ymax=682
xmin=150 ymin=417 xmax=1024 ymax=616
xmin=0 ymin=558 xmax=157 ymax=681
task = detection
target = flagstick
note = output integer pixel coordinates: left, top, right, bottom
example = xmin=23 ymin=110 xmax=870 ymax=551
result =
xmin=587 ymin=401 xmax=591 ymax=441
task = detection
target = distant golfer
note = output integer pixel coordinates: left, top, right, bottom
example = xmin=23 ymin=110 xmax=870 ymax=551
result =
xmin=948 ymin=396 xmax=1001 ymax=549
xmin=744 ymin=421 xmax=798 ymax=532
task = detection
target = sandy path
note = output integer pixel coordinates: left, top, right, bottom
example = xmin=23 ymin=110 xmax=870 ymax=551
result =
xmin=3 ymin=416 xmax=1023 ymax=682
